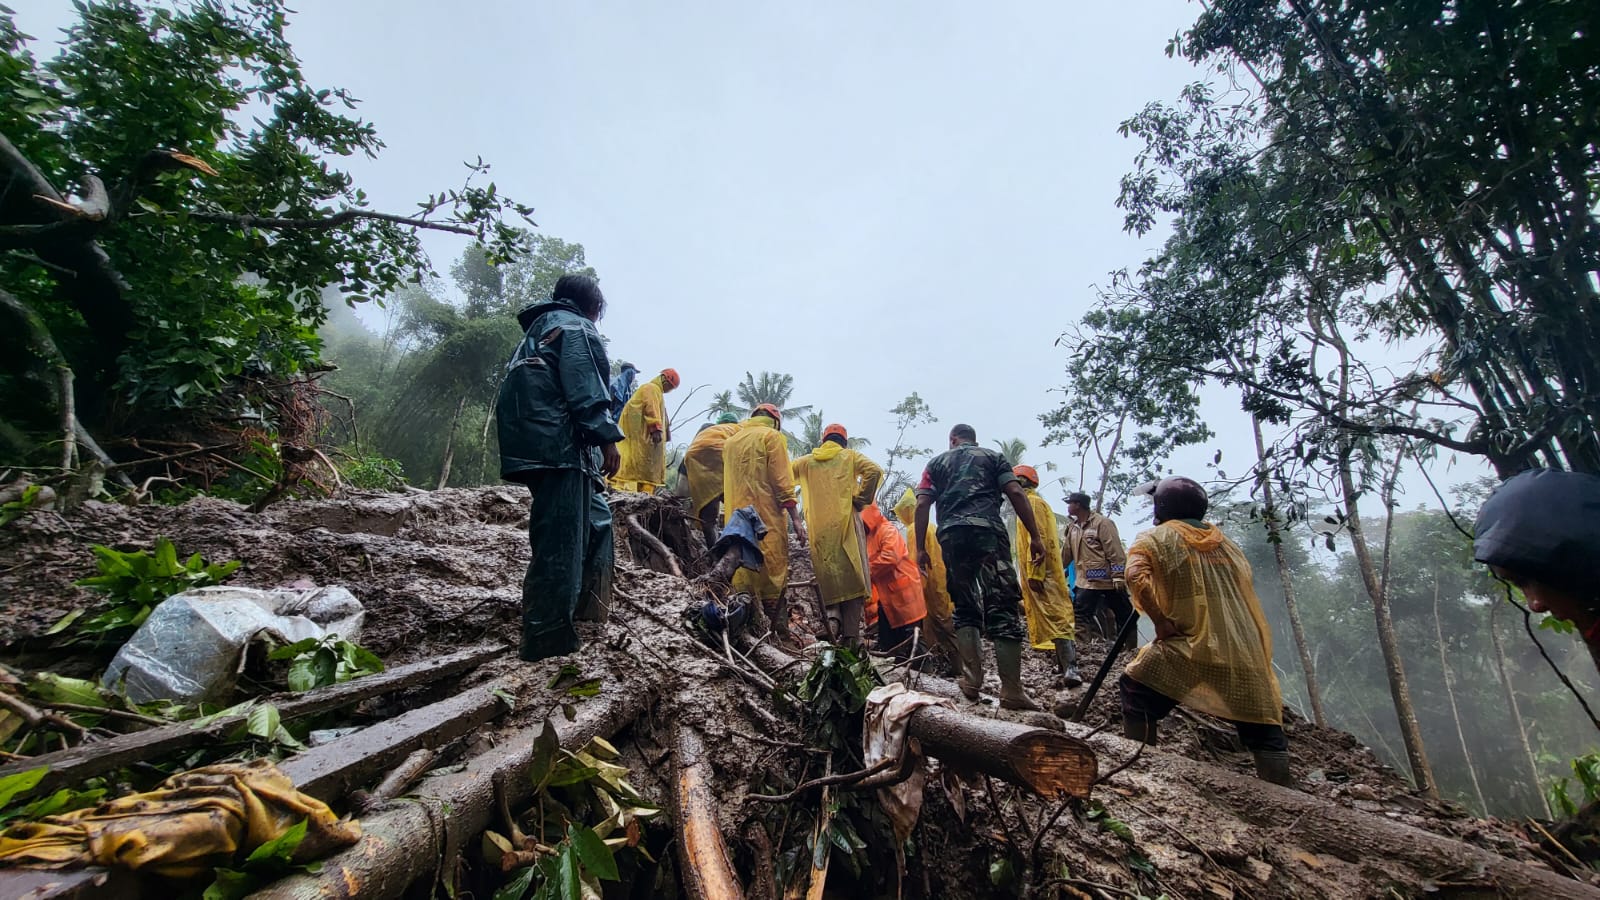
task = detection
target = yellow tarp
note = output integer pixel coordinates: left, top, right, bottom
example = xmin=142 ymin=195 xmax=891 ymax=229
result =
xmin=792 ymin=443 xmax=880 ymax=606
xmin=723 ymin=417 xmax=796 ymax=600
xmin=1124 ymin=521 xmax=1283 ymax=725
xmin=1016 ymin=487 xmax=1076 ymax=647
xmin=685 ymin=422 xmax=740 ymax=514
xmin=612 ymin=378 xmax=667 ymax=491
xmin=0 ymin=759 xmax=360 ymax=879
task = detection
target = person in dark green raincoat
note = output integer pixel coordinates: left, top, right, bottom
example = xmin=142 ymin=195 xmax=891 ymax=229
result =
xmin=497 ymin=275 xmax=623 ymax=662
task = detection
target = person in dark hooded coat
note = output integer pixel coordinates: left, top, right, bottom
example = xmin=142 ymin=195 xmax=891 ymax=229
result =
xmin=1474 ymin=468 xmax=1600 ymax=673
xmin=497 ymin=275 xmax=623 ymax=662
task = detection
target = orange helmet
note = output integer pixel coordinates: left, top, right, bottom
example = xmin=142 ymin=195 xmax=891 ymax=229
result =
xmin=1012 ymin=465 xmax=1040 ymax=487
xmin=753 ymin=403 xmax=782 ymax=424
xmin=660 ymin=368 xmax=681 ymax=389
xmin=822 ymin=423 xmax=848 ymax=443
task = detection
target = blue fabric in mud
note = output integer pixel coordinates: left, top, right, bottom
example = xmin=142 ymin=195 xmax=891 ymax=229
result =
xmin=711 ymin=505 xmax=769 ymax=571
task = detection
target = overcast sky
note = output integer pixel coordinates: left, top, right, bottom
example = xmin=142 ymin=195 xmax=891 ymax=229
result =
xmin=15 ymin=0 xmax=1479 ymax=533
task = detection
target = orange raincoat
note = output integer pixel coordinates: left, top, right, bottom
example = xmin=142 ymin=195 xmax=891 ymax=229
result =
xmin=861 ymin=504 xmax=927 ymax=629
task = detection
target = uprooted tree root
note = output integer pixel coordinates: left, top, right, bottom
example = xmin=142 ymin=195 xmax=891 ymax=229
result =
xmin=1 ymin=487 xmax=1597 ymax=898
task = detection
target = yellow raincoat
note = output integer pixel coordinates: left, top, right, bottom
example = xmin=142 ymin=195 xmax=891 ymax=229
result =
xmin=1124 ymin=521 xmax=1283 ymax=725
xmin=791 ymin=443 xmax=881 ymax=606
xmin=611 ymin=377 xmax=668 ymax=492
xmin=685 ymin=422 xmax=741 ymax=514
xmin=895 ymin=489 xmax=955 ymax=655
xmin=1017 ymin=486 xmax=1076 ymax=647
xmin=723 ymin=417 xmax=797 ymax=600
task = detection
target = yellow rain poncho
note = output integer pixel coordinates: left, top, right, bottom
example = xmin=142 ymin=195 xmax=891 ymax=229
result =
xmin=791 ymin=443 xmax=881 ymax=606
xmin=895 ymin=489 xmax=955 ymax=655
xmin=723 ymin=417 xmax=797 ymax=600
xmin=1124 ymin=521 xmax=1283 ymax=725
xmin=0 ymin=759 xmax=360 ymax=878
xmin=611 ymin=377 xmax=667 ymax=492
xmin=1016 ymin=486 xmax=1076 ymax=647
xmin=684 ymin=422 xmax=741 ymax=514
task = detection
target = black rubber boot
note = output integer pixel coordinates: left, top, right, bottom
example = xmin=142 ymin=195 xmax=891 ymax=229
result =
xmin=1054 ymin=638 xmax=1083 ymax=688
xmin=955 ymin=627 xmax=984 ymax=701
xmin=1253 ymin=750 xmax=1294 ymax=786
xmin=1122 ymin=716 xmax=1158 ymax=745
xmin=995 ymin=640 xmax=1041 ymax=711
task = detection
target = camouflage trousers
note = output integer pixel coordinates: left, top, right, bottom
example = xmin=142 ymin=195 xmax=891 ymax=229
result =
xmin=937 ymin=525 xmax=1027 ymax=642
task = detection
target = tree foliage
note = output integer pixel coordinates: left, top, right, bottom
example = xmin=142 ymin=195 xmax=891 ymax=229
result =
xmin=0 ymin=0 xmax=534 ymax=471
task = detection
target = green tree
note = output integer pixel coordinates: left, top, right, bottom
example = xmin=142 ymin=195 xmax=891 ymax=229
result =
xmin=992 ymin=437 xmax=1027 ymax=468
xmin=876 ymin=392 xmax=936 ymax=510
xmin=0 ymin=1 xmax=533 ymax=477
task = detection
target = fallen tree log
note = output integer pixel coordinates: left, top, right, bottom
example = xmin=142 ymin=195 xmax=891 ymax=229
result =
xmin=254 ymin=685 xmax=654 ymax=900
xmin=1060 ymin=724 xmax=1600 ymax=900
xmin=744 ymin=643 xmax=1096 ymax=799
xmin=0 ymin=643 xmax=505 ymax=795
xmin=281 ymin=681 xmax=511 ymax=803
xmin=673 ymin=725 xmax=745 ymax=900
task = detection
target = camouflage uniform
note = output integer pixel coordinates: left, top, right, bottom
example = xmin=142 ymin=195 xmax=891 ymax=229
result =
xmin=915 ymin=443 xmax=1027 ymax=642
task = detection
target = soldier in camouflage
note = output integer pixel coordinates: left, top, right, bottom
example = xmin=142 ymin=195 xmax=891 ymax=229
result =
xmin=913 ymin=424 xmax=1049 ymax=710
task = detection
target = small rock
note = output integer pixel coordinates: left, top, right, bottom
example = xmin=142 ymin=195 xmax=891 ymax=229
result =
xmin=1346 ymin=784 xmax=1379 ymax=801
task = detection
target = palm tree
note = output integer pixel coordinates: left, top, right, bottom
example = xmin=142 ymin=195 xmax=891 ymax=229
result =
xmin=993 ymin=437 xmax=1028 ymax=467
xmin=733 ymin=371 xmax=813 ymax=422
xmin=706 ymin=390 xmax=740 ymax=420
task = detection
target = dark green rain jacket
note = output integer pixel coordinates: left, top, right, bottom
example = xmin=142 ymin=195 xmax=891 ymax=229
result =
xmin=497 ymin=300 xmax=624 ymax=483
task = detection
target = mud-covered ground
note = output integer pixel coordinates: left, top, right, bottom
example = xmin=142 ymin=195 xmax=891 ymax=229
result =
xmin=0 ymin=487 xmax=1589 ymax=898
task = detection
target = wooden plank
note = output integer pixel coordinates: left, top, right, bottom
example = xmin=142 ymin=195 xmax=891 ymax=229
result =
xmin=0 ymin=644 xmax=505 ymax=795
xmin=280 ymin=682 xmax=509 ymax=803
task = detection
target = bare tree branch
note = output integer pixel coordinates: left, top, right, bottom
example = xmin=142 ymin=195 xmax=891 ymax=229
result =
xmin=185 ymin=208 xmax=478 ymax=236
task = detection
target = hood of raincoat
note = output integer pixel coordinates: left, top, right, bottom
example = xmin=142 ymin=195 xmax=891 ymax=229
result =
xmin=1162 ymin=519 xmax=1224 ymax=552
xmin=812 ymin=441 xmax=844 ymax=462
xmin=893 ymin=488 xmax=917 ymax=525
xmin=861 ymin=503 xmax=887 ymax=531
xmin=516 ymin=298 xmax=584 ymax=332
xmin=1475 ymin=468 xmax=1600 ymax=589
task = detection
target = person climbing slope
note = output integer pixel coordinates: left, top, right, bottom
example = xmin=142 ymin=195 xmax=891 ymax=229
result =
xmin=1117 ymin=477 xmax=1292 ymax=786
xmin=791 ymin=424 xmax=882 ymax=648
xmin=683 ymin=412 xmax=742 ymax=544
xmin=895 ymin=488 xmax=957 ymax=672
xmin=610 ymin=368 xmax=679 ymax=493
xmin=724 ymin=404 xmax=807 ymax=642
xmin=913 ymin=423 xmax=1049 ymax=711
xmin=861 ymin=501 xmax=927 ymax=661
xmin=496 ymin=275 xmax=622 ymax=663
xmin=1012 ymin=466 xmax=1082 ymax=688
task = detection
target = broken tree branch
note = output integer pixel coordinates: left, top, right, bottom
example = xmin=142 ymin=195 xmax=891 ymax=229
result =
xmin=627 ymin=514 xmax=685 ymax=577
xmin=673 ymin=725 xmax=746 ymax=900
xmin=746 ymin=757 xmax=899 ymax=803
xmin=0 ymin=690 xmax=86 ymax=745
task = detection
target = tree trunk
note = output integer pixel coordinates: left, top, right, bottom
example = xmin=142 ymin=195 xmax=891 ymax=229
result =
xmin=1491 ymin=598 xmax=1552 ymax=817
xmin=1091 ymin=411 xmax=1127 ymax=513
xmin=673 ymin=725 xmax=746 ymax=900
xmin=437 ymin=392 xmax=469 ymax=489
xmin=1251 ymin=414 xmax=1326 ymax=726
xmin=1432 ymin=573 xmax=1487 ymax=815
xmin=1339 ymin=448 xmax=1438 ymax=798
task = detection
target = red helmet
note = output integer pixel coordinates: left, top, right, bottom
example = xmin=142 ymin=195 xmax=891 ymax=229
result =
xmin=822 ymin=423 xmax=848 ymax=443
xmin=753 ymin=403 xmax=782 ymax=424
xmin=1012 ymin=465 xmax=1040 ymax=487
xmin=660 ymin=368 xmax=681 ymax=389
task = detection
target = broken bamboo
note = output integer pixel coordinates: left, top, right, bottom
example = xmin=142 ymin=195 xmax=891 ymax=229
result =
xmin=280 ymin=681 xmax=511 ymax=802
xmin=0 ymin=643 xmax=504 ymax=795
xmin=673 ymin=725 xmax=745 ymax=900
xmin=744 ymin=643 xmax=1097 ymax=798
xmin=255 ymin=684 xmax=654 ymax=900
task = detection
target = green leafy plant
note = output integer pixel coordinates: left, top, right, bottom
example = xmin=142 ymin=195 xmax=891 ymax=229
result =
xmin=337 ymin=452 xmax=407 ymax=491
xmin=0 ymin=484 xmax=45 ymax=527
xmin=1547 ymin=753 xmax=1600 ymax=818
xmin=204 ymin=817 xmax=323 ymax=900
xmin=52 ymin=537 xmax=239 ymax=641
xmin=0 ymin=767 xmax=105 ymax=825
xmin=483 ymin=723 xmax=660 ymax=900
xmin=268 ymin=637 xmax=384 ymax=692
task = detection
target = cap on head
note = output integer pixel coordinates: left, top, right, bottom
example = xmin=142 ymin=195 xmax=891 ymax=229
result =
xmin=1066 ymin=492 xmax=1092 ymax=509
xmin=753 ymin=403 xmax=782 ymax=425
xmin=1152 ymin=477 xmax=1208 ymax=523
xmin=822 ymin=423 xmax=848 ymax=445
xmin=716 ymin=412 xmax=740 ymax=425
xmin=1013 ymin=465 xmax=1039 ymax=487
xmin=660 ymin=368 xmax=680 ymax=389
